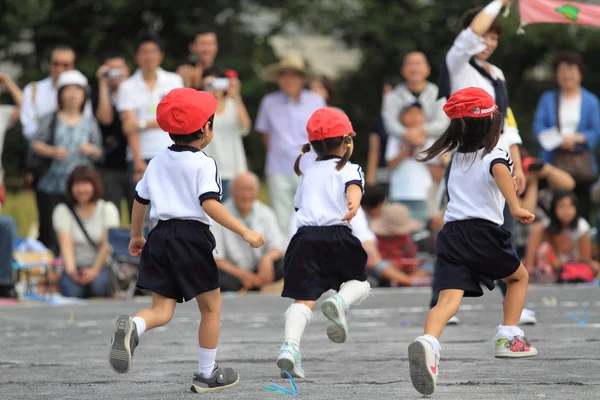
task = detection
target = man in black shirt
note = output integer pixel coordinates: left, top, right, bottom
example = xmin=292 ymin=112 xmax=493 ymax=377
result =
xmin=176 ymin=25 xmax=221 ymax=89
xmin=93 ymin=53 xmax=132 ymax=218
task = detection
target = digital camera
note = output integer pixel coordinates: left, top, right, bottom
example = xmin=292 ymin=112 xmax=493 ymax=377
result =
xmin=207 ymin=78 xmax=230 ymax=90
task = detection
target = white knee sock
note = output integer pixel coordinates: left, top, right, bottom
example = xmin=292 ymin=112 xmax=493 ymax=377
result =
xmin=284 ymin=303 xmax=313 ymax=348
xmin=337 ymin=280 xmax=371 ymax=308
xmin=197 ymin=347 xmax=217 ymax=377
xmin=132 ymin=316 xmax=146 ymax=336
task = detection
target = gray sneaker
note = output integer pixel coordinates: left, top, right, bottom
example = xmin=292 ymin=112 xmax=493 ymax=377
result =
xmin=109 ymin=315 xmax=139 ymax=374
xmin=190 ymin=364 xmax=240 ymax=393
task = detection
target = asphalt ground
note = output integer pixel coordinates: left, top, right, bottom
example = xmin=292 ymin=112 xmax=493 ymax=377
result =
xmin=1 ymin=284 xmax=599 ymax=400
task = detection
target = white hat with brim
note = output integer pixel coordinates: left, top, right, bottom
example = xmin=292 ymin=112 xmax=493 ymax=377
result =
xmin=261 ymin=56 xmax=312 ymax=82
xmin=370 ymin=203 xmax=424 ymax=237
xmin=57 ymin=70 xmax=89 ymax=90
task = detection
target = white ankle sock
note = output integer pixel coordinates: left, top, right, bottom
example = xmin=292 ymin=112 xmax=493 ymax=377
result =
xmin=284 ymin=303 xmax=313 ymax=348
xmin=419 ymin=334 xmax=442 ymax=358
xmin=493 ymin=325 xmax=524 ymax=341
xmin=132 ymin=316 xmax=146 ymax=336
xmin=337 ymin=280 xmax=371 ymax=308
xmin=197 ymin=347 xmax=217 ymax=377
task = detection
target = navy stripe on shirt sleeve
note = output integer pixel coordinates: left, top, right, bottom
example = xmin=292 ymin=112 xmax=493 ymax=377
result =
xmin=199 ymin=192 xmax=221 ymax=205
xmin=489 ymin=158 xmax=512 ymax=177
xmin=345 ymin=180 xmax=364 ymax=192
xmin=134 ymin=191 xmax=150 ymax=205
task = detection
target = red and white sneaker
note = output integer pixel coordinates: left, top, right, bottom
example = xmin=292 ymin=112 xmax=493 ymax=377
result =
xmin=408 ymin=337 xmax=439 ymax=395
xmin=495 ymin=335 xmax=538 ymax=358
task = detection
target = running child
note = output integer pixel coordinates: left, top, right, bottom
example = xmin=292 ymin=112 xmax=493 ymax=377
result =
xmin=276 ymin=107 xmax=371 ymax=378
xmin=107 ymin=88 xmax=266 ymax=393
xmin=408 ymin=87 xmax=537 ymax=396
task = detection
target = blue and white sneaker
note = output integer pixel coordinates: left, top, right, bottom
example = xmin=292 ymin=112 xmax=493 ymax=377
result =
xmin=276 ymin=341 xmax=305 ymax=378
xmin=322 ymin=294 xmax=349 ymax=343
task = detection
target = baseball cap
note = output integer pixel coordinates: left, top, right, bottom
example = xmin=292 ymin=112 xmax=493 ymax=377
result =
xmin=157 ymin=88 xmax=217 ymax=135
xmin=57 ymin=70 xmax=88 ymax=90
xmin=443 ymin=87 xmax=498 ymax=120
xmin=306 ymin=107 xmax=355 ymax=142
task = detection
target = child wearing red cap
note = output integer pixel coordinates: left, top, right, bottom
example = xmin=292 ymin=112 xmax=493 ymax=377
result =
xmin=276 ymin=107 xmax=371 ymax=379
xmin=107 ymin=88 xmax=266 ymax=393
xmin=408 ymin=87 xmax=537 ymax=396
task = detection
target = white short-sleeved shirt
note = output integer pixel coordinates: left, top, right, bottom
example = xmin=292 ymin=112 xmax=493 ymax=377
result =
xmin=445 ymin=28 xmax=522 ymax=150
xmin=135 ymin=145 xmax=223 ymax=225
xmin=294 ymin=156 xmax=364 ymax=228
xmin=385 ymin=136 xmax=433 ymax=201
xmin=444 ymin=147 xmax=513 ymax=226
xmin=52 ymin=200 xmax=120 ymax=267
xmin=117 ymin=68 xmax=184 ymax=161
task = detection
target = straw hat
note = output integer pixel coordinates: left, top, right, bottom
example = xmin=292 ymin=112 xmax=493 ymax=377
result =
xmin=370 ymin=203 xmax=424 ymax=237
xmin=262 ymin=55 xmax=312 ymax=82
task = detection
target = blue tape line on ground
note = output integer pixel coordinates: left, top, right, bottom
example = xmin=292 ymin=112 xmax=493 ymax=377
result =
xmin=263 ymin=371 xmax=298 ymax=395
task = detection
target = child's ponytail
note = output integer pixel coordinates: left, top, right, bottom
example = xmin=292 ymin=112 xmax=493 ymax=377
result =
xmin=294 ymin=143 xmax=312 ymax=176
xmin=335 ymin=135 xmax=353 ymax=171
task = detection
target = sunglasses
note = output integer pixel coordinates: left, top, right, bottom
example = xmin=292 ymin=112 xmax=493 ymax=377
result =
xmin=51 ymin=61 xmax=74 ymax=68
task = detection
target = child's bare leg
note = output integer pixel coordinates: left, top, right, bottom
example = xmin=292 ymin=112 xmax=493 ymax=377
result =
xmin=195 ymin=288 xmax=222 ymax=376
xmin=109 ymin=293 xmax=175 ymax=374
xmin=502 ymin=264 xmax=529 ymax=327
xmin=135 ymin=293 xmax=177 ymax=333
xmin=424 ymin=289 xmax=464 ymax=338
xmin=494 ymin=264 xmax=537 ymax=358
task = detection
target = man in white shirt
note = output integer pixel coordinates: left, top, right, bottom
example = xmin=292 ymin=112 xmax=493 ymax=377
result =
xmin=117 ymin=35 xmax=184 ymax=184
xmin=211 ymin=172 xmax=285 ymax=292
xmin=20 ymin=45 xmax=92 ymax=140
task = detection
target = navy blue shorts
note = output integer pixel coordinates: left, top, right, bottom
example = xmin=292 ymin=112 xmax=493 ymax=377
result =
xmin=136 ymin=219 xmax=219 ymax=303
xmin=435 ymin=219 xmax=520 ymax=297
xmin=282 ymin=225 xmax=368 ymax=301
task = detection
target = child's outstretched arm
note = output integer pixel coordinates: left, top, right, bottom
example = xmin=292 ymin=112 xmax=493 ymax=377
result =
xmin=492 ymin=163 xmax=535 ymax=224
xmin=203 ymin=199 xmax=266 ymax=248
xmin=343 ymin=184 xmax=363 ymax=222
xmin=129 ymin=200 xmax=147 ymax=256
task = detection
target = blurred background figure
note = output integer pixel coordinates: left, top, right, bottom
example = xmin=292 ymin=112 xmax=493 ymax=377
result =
xmin=533 ymin=51 xmax=600 ymax=223
xmin=201 ymin=68 xmax=252 ymax=200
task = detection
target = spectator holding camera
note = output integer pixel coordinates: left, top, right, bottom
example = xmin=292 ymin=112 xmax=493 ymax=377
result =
xmin=200 ymin=69 xmax=251 ymax=200
xmin=93 ymin=53 xmax=132 ymax=217
xmin=177 ymin=26 xmax=220 ymax=89
xmin=31 ymin=70 xmax=103 ymax=254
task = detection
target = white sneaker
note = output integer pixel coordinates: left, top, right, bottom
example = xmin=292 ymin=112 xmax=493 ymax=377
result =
xmin=276 ymin=342 xmax=305 ymax=378
xmin=408 ymin=338 xmax=439 ymax=396
xmin=447 ymin=315 xmax=459 ymax=325
xmin=321 ymin=294 xmax=349 ymax=343
xmin=495 ymin=335 xmax=538 ymax=358
xmin=519 ymin=309 xmax=537 ymax=325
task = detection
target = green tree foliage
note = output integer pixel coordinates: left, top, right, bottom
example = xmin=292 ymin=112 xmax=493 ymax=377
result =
xmin=3 ymin=0 xmax=600 ymax=181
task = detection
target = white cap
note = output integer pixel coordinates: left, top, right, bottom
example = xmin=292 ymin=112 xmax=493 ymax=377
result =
xmin=56 ymin=70 xmax=88 ymax=90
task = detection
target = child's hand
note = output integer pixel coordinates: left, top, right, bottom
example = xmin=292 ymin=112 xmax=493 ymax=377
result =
xmin=510 ymin=207 xmax=535 ymax=224
xmin=242 ymin=230 xmax=266 ymax=248
xmin=342 ymin=200 xmax=358 ymax=222
xmin=512 ymin=176 xmax=518 ymax=193
xmin=129 ymin=236 xmax=146 ymax=256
